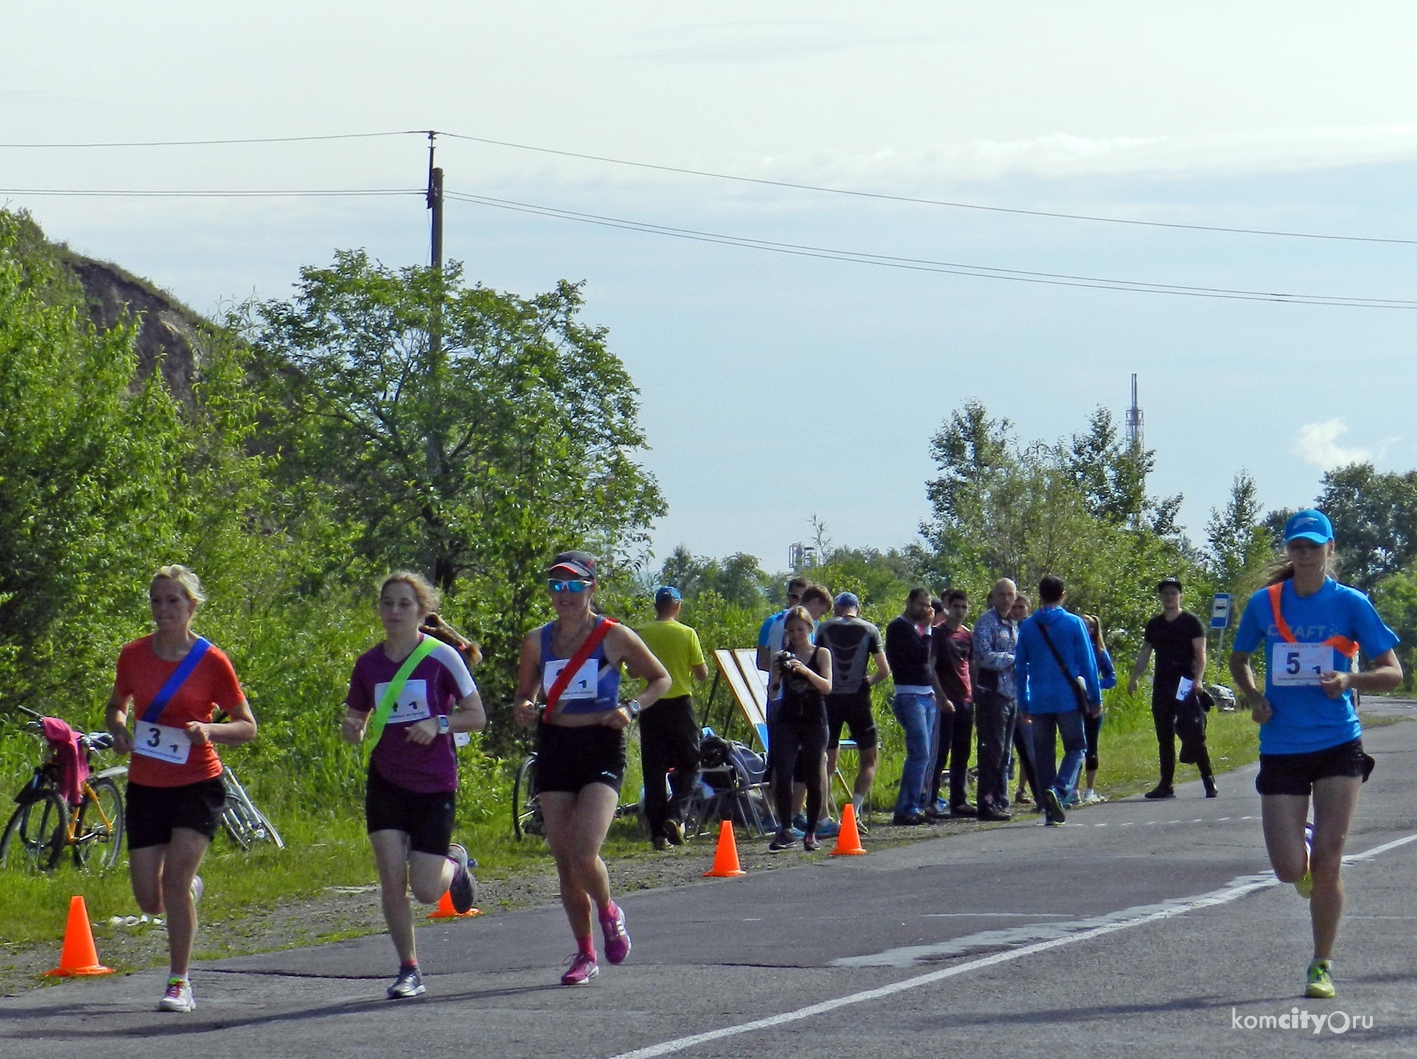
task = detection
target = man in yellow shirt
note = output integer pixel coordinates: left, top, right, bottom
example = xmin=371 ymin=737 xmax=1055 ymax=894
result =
xmin=636 ymin=587 xmax=709 ymax=849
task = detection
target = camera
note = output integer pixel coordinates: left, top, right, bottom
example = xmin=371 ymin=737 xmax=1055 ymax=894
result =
xmin=775 ymin=651 xmax=794 ymax=671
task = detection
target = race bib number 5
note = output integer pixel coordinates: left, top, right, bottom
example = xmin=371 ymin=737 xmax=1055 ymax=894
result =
xmin=133 ymin=722 xmax=192 ymax=765
xmin=543 ymin=658 xmax=599 ymax=700
xmin=1271 ymin=642 xmax=1335 ymax=687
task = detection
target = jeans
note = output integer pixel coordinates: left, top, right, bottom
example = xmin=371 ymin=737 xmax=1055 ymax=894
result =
xmin=893 ymin=691 xmax=937 ymax=817
xmin=1030 ymin=709 xmax=1087 ymax=802
xmin=974 ymin=689 xmax=1016 ymax=811
xmin=639 ymin=696 xmax=701 ymax=840
xmin=1012 ymin=711 xmax=1040 ymax=802
xmin=925 ymin=698 xmax=972 ymax=808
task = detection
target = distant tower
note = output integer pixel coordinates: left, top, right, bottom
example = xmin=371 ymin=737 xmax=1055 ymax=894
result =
xmin=1125 ymin=373 xmax=1144 ymax=453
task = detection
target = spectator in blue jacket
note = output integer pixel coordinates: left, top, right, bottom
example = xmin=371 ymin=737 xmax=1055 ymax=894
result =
xmin=1015 ymin=575 xmax=1101 ymax=825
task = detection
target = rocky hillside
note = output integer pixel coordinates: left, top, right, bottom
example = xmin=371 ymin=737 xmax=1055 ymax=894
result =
xmin=65 ymin=254 xmax=209 ymax=404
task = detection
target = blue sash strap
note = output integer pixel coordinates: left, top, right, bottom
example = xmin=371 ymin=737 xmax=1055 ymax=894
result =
xmin=141 ymin=637 xmax=212 ymax=723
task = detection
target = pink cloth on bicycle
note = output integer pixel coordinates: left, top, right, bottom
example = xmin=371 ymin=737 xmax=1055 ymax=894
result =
xmin=41 ymin=716 xmax=88 ymax=806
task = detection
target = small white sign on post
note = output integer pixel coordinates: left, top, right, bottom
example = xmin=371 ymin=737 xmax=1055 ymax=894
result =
xmin=1210 ymin=593 xmax=1233 ymax=630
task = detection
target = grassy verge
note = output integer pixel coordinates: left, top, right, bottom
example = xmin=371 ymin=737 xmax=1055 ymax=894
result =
xmin=1 ymin=691 xmax=1258 ymax=979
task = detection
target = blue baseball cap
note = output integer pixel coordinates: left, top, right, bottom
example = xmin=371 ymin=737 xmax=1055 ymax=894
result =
xmin=1284 ymin=509 xmax=1334 ymax=545
xmin=834 ymin=592 xmax=860 ymax=611
xmin=654 ymin=585 xmax=682 ymax=605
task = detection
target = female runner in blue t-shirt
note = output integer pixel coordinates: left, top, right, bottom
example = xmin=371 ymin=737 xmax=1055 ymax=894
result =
xmin=512 ymin=551 xmax=671 ymax=985
xmin=1229 ymin=510 xmax=1402 ymax=1000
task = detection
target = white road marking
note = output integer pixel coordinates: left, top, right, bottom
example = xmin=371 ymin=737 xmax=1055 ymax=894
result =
xmin=604 ymin=832 xmax=1417 ymax=1059
xmin=921 ymin=912 xmax=1074 ymax=918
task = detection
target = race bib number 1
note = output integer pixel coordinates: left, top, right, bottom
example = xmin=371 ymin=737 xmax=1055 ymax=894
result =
xmin=1271 ymin=642 xmax=1335 ymax=687
xmin=543 ymin=658 xmax=599 ymax=700
xmin=133 ymin=722 xmax=192 ymax=765
xmin=377 ymin=679 xmax=431 ymax=725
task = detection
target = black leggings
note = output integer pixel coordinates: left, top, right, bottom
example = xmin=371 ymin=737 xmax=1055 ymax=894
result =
xmin=770 ymin=721 xmax=827 ymax=835
xmin=1083 ymin=710 xmax=1102 ymax=773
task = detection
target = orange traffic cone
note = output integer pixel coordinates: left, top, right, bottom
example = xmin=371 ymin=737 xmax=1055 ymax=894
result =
xmin=44 ymin=896 xmax=113 ymax=977
xmin=702 ymin=820 xmax=746 ymax=878
xmin=427 ymin=890 xmax=482 ymax=919
xmin=830 ymin=803 xmax=867 ymax=856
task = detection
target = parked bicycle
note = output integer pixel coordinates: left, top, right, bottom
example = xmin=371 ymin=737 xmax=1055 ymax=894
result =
xmin=219 ymin=765 xmax=284 ymax=850
xmin=511 ymin=750 xmax=642 ymax=841
xmin=1 ymin=704 xmax=127 ymax=871
xmin=209 ymin=709 xmax=283 ymax=850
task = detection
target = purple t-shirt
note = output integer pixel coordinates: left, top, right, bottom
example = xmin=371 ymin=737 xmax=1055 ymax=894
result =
xmin=346 ymin=637 xmax=477 ymax=793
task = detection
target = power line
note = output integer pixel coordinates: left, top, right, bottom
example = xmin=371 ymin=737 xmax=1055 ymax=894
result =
xmin=0 ymin=131 xmax=423 ymax=149
xmin=439 ymin=131 xmax=1417 ymax=247
xmin=0 ymin=188 xmax=420 ymax=198
xmin=3 ymin=126 xmax=1410 ymax=246
xmin=444 ymin=189 xmax=1417 ymax=309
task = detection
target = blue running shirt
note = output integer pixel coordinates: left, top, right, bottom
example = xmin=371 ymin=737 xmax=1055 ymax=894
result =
xmin=1232 ymin=578 xmax=1398 ymax=755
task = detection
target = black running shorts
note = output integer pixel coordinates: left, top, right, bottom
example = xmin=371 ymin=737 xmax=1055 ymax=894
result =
xmin=1255 ymin=738 xmax=1375 ymax=797
xmin=365 ymin=765 xmax=456 ymax=856
xmin=125 ymin=777 xmax=227 ymax=850
xmin=826 ymin=689 xmax=878 ymax=750
xmin=536 ymin=722 xmax=627 ymax=795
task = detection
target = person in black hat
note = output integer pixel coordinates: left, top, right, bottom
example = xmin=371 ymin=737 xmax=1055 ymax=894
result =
xmin=512 ymin=551 xmax=671 ymax=985
xmin=634 ymin=586 xmax=708 ymax=850
xmin=1129 ymin=576 xmax=1216 ymax=799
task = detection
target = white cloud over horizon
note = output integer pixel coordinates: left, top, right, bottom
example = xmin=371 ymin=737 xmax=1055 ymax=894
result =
xmin=1292 ymin=419 xmax=1401 ymax=472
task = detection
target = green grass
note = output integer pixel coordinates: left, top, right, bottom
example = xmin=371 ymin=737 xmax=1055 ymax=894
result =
xmin=0 ymin=686 xmax=1258 ymax=960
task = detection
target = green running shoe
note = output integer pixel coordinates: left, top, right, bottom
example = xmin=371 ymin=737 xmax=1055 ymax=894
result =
xmin=1305 ymin=959 xmax=1335 ymax=999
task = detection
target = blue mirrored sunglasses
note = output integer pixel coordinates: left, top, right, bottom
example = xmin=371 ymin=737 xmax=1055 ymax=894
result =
xmin=548 ymin=578 xmax=591 ymax=594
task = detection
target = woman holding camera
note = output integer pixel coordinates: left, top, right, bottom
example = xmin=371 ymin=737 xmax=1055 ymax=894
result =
xmin=767 ymin=606 xmax=833 ymax=852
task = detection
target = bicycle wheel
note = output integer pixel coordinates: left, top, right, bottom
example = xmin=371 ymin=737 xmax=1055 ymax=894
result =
xmin=512 ymin=755 xmax=543 ymax=840
xmin=0 ymin=791 xmax=69 ymax=871
xmin=221 ymin=769 xmax=285 ymax=850
xmin=72 ymin=776 xmax=125 ymax=870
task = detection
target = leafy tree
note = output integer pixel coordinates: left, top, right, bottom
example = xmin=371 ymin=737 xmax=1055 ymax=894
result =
xmin=1206 ymin=471 xmax=1275 ymax=591
xmin=1313 ymin=464 xmax=1417 ymax=591
xmin=248 ymin=252 xmax=666 ymax=736
xmin=658 ymin=547 xmax=772 ymax=609
xmin=0 ymin=211 xmax=188 ymax=703
xmin=1372 ymin=562 xmax=1417 ymax=690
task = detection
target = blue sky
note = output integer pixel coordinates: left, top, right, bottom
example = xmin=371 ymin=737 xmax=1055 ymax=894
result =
xmin=3 ymin=3 xmax=1414 ymax=571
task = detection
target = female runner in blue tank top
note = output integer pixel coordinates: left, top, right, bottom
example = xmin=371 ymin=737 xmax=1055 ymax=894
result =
xmin=512 ymin=551 xmax=671 ymax=985
xmin=1229 ymin=510 xmax=1402 ymax=1000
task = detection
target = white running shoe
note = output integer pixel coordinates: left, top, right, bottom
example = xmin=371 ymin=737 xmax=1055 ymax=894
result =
xmin=158 ymin=977 xmax=196 ymax=1012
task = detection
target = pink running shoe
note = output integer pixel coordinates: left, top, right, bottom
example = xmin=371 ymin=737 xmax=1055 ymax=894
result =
xmin=561 ymin=952 xmax=600 ymax=985
xmin=599 ymin=904 xmax=631 ymax=965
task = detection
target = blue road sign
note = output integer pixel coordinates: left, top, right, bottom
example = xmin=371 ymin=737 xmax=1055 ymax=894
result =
xmin=1210 ymin=593 xmax=1233 ymax=629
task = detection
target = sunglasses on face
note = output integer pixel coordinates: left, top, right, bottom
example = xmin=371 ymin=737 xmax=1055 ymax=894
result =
xmin=548 ymin=578 xmax=591 ymax=594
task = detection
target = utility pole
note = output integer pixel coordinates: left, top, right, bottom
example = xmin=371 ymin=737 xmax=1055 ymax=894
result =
xmin=426 ymin=130 xmax=444 ymax=271
xmin=425 ymin=131 xmax=445 ymax=363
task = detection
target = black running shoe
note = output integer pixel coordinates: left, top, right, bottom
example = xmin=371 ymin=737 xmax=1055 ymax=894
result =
xmin=447 ymin=843 xmax=476 ymax=914
xmin=1042 ymin=789 xmax=1066 ymax=825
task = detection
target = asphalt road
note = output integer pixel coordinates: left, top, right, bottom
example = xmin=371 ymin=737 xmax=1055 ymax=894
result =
xmin=4 ymin=711 xmax=1416 ymax=1058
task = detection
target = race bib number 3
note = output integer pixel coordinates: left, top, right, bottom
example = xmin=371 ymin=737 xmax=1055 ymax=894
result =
xmin=375 ymin=679 xmax=431 ymax=725
xmin=543 ymin=658 xmax=599 ymax=700
xmin=133 ymin=722 xmax=192 ymax=765
xmin=1271 ymin=642 xmax=1335 ymax=687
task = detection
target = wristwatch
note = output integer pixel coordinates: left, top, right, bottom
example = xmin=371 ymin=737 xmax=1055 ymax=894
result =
xmin=625 ymin=700 xmax=641 ymax=720
xmin=437 ymin=714 xmax=451 ymax=735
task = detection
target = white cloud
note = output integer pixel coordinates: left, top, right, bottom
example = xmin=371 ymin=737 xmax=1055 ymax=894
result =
xmin=1292 ymin=419 xmax=1400 ymax=471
